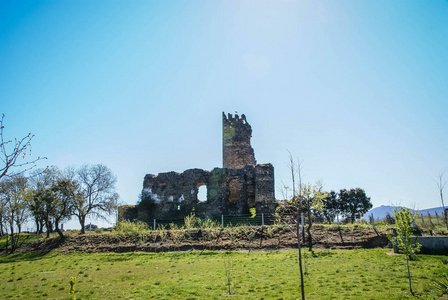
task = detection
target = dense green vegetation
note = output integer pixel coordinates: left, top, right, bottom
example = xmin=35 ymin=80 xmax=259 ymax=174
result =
xmin=0 ymin=248 xmax=447 ymax=299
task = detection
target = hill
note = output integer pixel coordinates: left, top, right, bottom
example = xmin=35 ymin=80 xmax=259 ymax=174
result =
xmin=363 ymin=205 xmax=445 ymax=221
xmin=12 ymin=225 xmax=388 ymax=254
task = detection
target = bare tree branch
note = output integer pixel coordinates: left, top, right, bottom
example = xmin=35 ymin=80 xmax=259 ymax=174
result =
xmin=71 ymin=164 xmax=119 ymax=234
xmin=0 ymin=113 xmax=46 ymax=180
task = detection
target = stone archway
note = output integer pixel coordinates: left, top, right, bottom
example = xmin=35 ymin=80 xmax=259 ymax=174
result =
xmin=197 ymin=183 xmax=207 ymax=202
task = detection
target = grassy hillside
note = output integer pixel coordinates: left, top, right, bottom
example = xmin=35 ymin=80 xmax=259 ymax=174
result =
xmin=0 ymin=248 xmax=447 ymax=299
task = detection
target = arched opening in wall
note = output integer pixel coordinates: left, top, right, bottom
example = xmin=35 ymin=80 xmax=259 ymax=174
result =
xmin=197 ymin=184 xmax=207 ymax=202
xmin=229 ymin=179 xmax=241 ymax=202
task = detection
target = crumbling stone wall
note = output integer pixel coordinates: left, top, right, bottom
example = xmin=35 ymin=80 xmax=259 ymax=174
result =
xmin=138 ymin=164 xmax=276 ymax=220
xmin=118 ymin=205 xmax=138 ymax=221
xmin=139 ymin=169 xmax=210 ymax=221
xmin=123 ymin=112 xmax=276 ymax=222
xmin=254 ymin=164 xmax=276 ymax=214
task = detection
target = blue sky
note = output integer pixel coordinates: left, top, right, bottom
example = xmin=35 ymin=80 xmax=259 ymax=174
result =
xmin=1 ymin=1 xmax=447 ymax=228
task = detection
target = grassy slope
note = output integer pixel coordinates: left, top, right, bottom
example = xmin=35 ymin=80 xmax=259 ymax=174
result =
xmin=0 ymin=249 xmax=447 ymax=300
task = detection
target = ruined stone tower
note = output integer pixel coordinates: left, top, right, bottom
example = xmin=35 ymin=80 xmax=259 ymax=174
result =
xmin=223 ymin=112 xmax=257 ymax=169
xmin=120 ymin=112 xmax=277 ymax=222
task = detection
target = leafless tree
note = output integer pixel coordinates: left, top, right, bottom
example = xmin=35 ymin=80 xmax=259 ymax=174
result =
xmin=277 ymin=181 xmax=290 ymax=201
xmin=224 ymin=254 xmax=233 ymax=295
xmin=71 ymin=164 xmax=119 ymax=234
xmin=287 ymin=151 xmax=305 ymax=300
xmin=437 ymin=171 xmax=447 ymax=230
xmin=0 ymin=113 xmax=46 ymax=180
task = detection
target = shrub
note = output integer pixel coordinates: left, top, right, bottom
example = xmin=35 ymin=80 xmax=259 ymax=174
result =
xmin=433 ymin=275 xmax=448 ymax=295
xmin=200 ymin=218 xmax=219 ymax=230
xmin=384 ymin=213 xmax=395 ymax=225
xmin=157 ymin=224 xmax=168 ymax=242
xmin=184 ymin=212 xmax=199 ymax=230
xmin=69 ymin=277 xmax=76 ymax=300
xmin=368 ymin=214 xmax=375 ymax=225
xmin=250 ymin=208 xmax=256 ymax=218
xmin=169 ymin=226 xmax=186 ymax=248
xmin=114 ymin=220 xmax=150 ymax=234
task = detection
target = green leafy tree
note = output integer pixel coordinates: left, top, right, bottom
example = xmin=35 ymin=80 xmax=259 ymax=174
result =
xmin=340 ymin=188 xmax=372 ymax=223
xmin=321 ymin=190 xmax=342 ymax=224
xmin=300 ymin=182 xmax=327 ymax=251
xmin=29 ymin=166 xmax=61 ymax=236
xmin=33 ymin=187 xmax=55 ymax=238
xmin=0 ymin=176 xmax=29 ymax=250
xmin=32 ymin=178 xmax=79 ymax=241
xmin=29 ymin=166 xmax=80 ymax=240
xmin=137 ymin=189 xmax=158 ymax=222
xmin=388 ymin=207 xmax=421 ymax=296
xmin=49 ymin=179 xmax=80 ymax=240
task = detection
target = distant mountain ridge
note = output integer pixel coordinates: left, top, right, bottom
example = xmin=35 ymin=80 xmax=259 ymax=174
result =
xmin=362 ymin=205 xmax=445 ymax=221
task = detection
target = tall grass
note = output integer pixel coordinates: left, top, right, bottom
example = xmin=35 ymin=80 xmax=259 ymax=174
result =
xmin=114 ymin=220 xmax=150 ymax=234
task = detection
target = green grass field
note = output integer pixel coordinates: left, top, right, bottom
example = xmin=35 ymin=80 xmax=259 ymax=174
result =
xmin=1 ymin=248 xmax=447 ymax=299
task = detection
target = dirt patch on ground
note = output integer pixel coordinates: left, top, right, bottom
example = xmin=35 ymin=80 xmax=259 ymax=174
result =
xmin=15 ymin=225 xmax=389 ymax=254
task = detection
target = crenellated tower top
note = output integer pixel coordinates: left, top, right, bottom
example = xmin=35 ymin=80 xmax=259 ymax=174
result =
xmin=222 ymin=112 xmax=257 ymax=169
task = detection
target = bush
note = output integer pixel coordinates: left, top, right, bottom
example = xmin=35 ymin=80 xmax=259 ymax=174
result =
xmin=199 ymin=217 xmax=220 ymax=230
xmin=184 ymin=212 xmax=200 ymax=230
xmin=433 ymin=275 xmax=448 ymax=295
xmin=384 ymin=213 xmax=395 ymax=225
xmin=114 ymin=220 xmax=150 ymax=234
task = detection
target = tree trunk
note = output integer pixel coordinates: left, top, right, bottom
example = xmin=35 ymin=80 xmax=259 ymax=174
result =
xmin=406 ymin=255 xmax=414 ymax=296
xmin=444 ymin=208 xmax=448 ymax=232
xmin=9 ymin=223 xmax=15 ymax=251
xmin=440 ymin=183 xmax=448 ymax=231
xmin=54 ymin=221 xmax=65 ymax=241
xmin=35 ymin=220 xmax=40 ymax=236
xmin=79 ymin=215 xmax=86 ymax=234
xmin=45 ymin=220 xmax=52 ymax=238
xmin=34 ymin=216 xmax=43 ymax=234
xmin=297 ymin=203 xmax=305 ymax=300
xmin=46 ymin=219 xmax=53 ymax=232
xmin=39 ymin=220 xmax=44 ymax=234
xmin=307 ymin=210 xmax=313 ymax=251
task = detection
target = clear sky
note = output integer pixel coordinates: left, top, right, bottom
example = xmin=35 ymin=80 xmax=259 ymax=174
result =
xmin=1 ymin=1 xmax=447 ymax=228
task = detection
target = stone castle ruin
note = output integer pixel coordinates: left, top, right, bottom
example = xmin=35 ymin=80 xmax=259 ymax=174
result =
xmin=120 ymin=112 xmax=276 ymax=222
